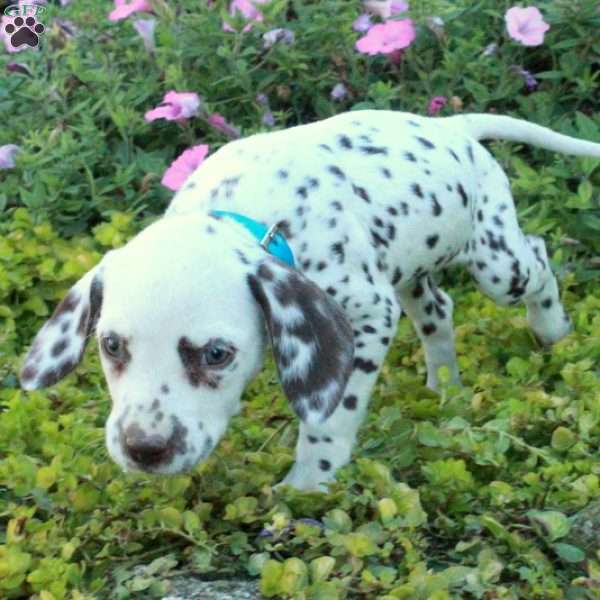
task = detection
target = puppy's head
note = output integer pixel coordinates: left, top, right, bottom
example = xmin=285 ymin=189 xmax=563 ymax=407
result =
xmin=19 ymin=214 xmax=354 ymax=475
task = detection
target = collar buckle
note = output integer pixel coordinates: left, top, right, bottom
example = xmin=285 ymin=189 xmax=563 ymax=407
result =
xmin=260 ymin=223 xmax=280 ymax=251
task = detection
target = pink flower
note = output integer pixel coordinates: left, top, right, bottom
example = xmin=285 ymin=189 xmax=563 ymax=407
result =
xmin=355 ymin=19 xmax=415 ymax=55
xmin=133 ymin=18 xmax=156 ymax=53
xmin=391 ymin=1 xmax=409 ymax=15
xmin=0 ymin=144 xmax=20 ymax=169
xmin=207 ymin=113 xmax=241 ymax=139
xmin=161 ymin=145 xmax=210 ymax=191
xmin=331 ymin=83 xmax=348 ymax=101
xmin=505 ymin=6 xmax=549 ymax=47
xmin=7 ymin=61 xmax=32 ymax=76
xmin=145 ymin=91 xmax=201 ymax=123
xmin=363 ymin=0 xmax=408 ymax=19
xmin=223 ymin=0 xmax=269 ymax=33
xmin=427 ymin=96 xmax=447 ymax=115
xmin=109 ymin=0 xmax=153 ymax=22
xmin=353 ymin=14 xmax=373 ymax=33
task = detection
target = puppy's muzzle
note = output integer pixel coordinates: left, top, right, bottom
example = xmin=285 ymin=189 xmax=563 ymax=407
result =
xmin=122 ymin=423 xmax=175 ymax=468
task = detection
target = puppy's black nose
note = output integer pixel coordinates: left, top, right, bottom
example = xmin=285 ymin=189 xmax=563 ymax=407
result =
xmin=124 ymin=425 xmax=171 ymax=467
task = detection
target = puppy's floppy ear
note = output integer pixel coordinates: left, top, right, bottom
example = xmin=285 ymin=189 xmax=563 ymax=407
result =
xmin=247 ymin=258 xmax=354 ymax=424
xmin=20 ymin=253 xmax=114 ymax=390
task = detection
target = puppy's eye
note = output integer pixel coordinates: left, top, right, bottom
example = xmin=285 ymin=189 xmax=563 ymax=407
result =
xmin=101 ymin=334 xmax=121 ymax=357
xmin=203 ymin=341 xmax=234 ymax=367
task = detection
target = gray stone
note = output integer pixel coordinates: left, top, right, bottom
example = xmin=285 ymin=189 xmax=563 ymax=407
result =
xmin=162 ymin=578 xmax=264 ymax=600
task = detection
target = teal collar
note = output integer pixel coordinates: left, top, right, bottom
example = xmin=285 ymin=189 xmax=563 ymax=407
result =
xmin=209 ymin=210 xmax=295 ymax=268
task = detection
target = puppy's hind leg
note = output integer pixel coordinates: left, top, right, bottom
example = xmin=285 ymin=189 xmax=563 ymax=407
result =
xmin=397 ymin=276 xmax=461 ymax=391
xmin=466 ymin=165 xmax=571 ymax=346
xmin=521 ymin=235 xmax=572 ymax=345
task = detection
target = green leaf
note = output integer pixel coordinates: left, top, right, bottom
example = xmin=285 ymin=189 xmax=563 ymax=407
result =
xmin=309 ymin=556 xmax=336 ymax=583
xmin=342 ymin=532 xmax=378 ymax=557
xmin=551 ymin=426 xmax=576 ymax=451
xmin=552 ymin=543 xmax=586 ymax=563
xmin=260 ymin=560 xmax=284 ymax=597
xmin=280 ymin=558 xmax=309 ymax=595
xmin=505 ymin=357 xmax=529 ymax=380
xmin=323 ymin=509 xmax=352 ymax=533
xmin=527 ymin=510 xmax=570 ymax=541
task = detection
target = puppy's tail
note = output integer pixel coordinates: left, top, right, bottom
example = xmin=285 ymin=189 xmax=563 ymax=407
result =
xmin=447 ymin=113 xmax=600 ymax=158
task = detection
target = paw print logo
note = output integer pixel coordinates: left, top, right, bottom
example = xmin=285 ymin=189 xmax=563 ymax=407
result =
xmin=4 ymin=15 xmax=45 ymax=49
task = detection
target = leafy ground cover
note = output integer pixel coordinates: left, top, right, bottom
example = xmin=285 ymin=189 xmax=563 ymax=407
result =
xmin=1 ymin=0 xmax=600 ymax=598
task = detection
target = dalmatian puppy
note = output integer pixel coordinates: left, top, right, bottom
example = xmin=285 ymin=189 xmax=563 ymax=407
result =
xmin=20 ymin=110 xmax=600 ymax=491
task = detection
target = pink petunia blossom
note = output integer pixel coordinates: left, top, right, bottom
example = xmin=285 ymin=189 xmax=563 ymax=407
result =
xmin=391 ymin=1 xmax=409 ymax=15
xmin=505 ymin=6 xmax=549 ymax=47
xmin=353 ymin=14 xmax=373 ymax=33
xmin=133 ymin=18 xmax=156 ymax=53
xmin=0 ymin=144 xmax=20 ymax=169
xmin=363 ymin=0 xmax=408 ymax=19
xmin=7 ymin=61 xmax=32 ymax=75
xmin=355 ymin=19 xmax=415 ymax=55
xmin=511 ymin=65 xmax=538 ymax=90
xmin=145 ymin=91 xmax=201 ymax=122
xmin=109 ymin=0 xmax=153 ymax=22
xmin=161 ymin=145 xmax=210 ymax=191
xmin=223 ymin=0 xmax=269 ymax=33
xmin=207 ymin=113 xmax=241 ymax=138
xmin=427 ymin=96 xmax=447 ymax=115
xmin=331 ymin=83 xmax=348 ymax=101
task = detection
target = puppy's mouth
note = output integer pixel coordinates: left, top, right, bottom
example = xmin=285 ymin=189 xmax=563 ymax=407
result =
xmin=119 ymin=432 xmax=214 ymax=475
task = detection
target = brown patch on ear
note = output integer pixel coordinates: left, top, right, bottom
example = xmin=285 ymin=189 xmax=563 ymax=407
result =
xmin=20 ymin=364 xmax=38 ymax=383
xmin=39 ymin=358 xmax=77 ymax=387
xmin=77 ymin=306 xmax=90 ymax=335
xmin=52 ymin=291 xmax=81 ymax=319
xmin=88 ymin=276 xmax=104 ymax=335
xmin=51 ymin=339 xmax=68 ymax=357
xmin=20 ymin=262 xmax=108 ymax=391
xmin=248 ymin=259 xmax=354 ymax=423
xmin=76 ymin=275 xmax=103 ymax=337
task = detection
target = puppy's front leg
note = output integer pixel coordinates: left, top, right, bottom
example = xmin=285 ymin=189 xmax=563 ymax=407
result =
xmin=280 ymin=295 xmax=401 ymax=491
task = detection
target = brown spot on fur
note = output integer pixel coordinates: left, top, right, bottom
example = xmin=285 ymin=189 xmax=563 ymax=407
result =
xmin=51 ymin=291 xmax=80 ymax=320
xmin=112 ymin=337 xmax=132 ymax=376
xmin=77 ymin=306 xmax=90 ymax=335
xmin=171 ymin=415 xmax=189 ymax=455
xmin=51 ymin=339 xmax=68 ymax=357
xmin=39 ymin=359 xmax=77 ymax=387
xmin=177 ymin=336 xmax=224 ymax=389
xmin=20 ymin=364 xmax=38 ymax=382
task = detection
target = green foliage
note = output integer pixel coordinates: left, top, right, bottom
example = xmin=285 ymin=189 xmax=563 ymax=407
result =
xmin=1 ymin=0 xmax=599 ymax=598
